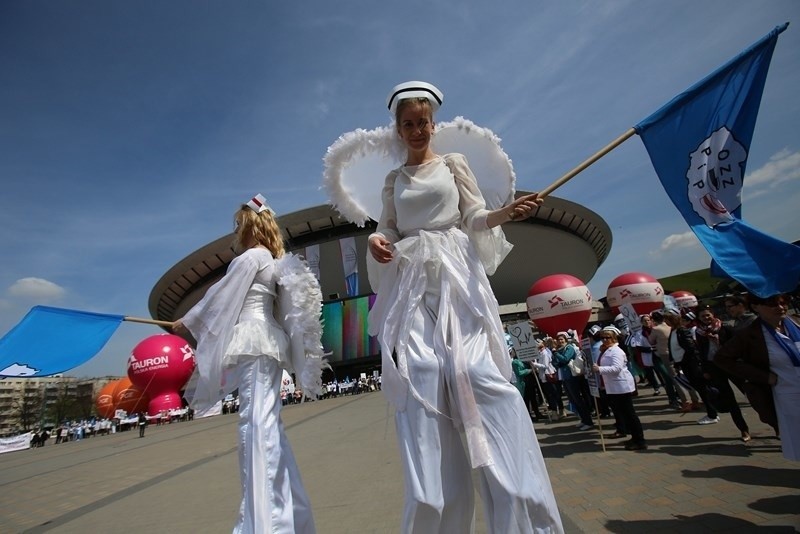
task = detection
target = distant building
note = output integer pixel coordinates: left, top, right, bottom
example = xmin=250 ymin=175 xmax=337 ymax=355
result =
xmin=0 ymin=376 xmax=120 ymax=436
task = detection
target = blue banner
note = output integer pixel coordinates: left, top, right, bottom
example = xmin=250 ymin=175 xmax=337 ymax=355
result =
xmin=635 ymin=23 xmax=800 ymax=298
xmin=0 ymin=306 xmax=124 ymax=377
xmin=345 ymin=272 xmax=359 ymax=298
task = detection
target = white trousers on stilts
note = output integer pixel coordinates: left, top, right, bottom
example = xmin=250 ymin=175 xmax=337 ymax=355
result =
xmin=234 ymin=356 xmax=315 ymax=534
xmin=394 ymin=295 xmax=564 ymax=534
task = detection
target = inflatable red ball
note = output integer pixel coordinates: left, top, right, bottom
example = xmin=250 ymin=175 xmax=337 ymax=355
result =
xmin=606 ymin=272 xmax=664 ymax=315
xmin=670 ymin=290 xmax=698 ymax=309
xmin=128 ymin=334 xmax=195 ymax=415
xmin=95 ymin=380 xmax=119 ymax=419
xmin=527 ymin=274 xmax=593 ymax=337
xmin=113 ymin=377 xmax=149 ymax=415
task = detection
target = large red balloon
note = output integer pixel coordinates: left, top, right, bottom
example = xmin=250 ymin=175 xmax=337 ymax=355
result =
xmin=113 ymin=377 xmax=149 ymax=415
xmin=95 ymin=380 xmax=119 ymax=419
xmin=527 ymin=274 xmax=593 ymax=337
xmin=128 ymin=334 xmax=195 ymax=415
xmin=670 ymin=290 xmax=698 ymax=309
xmin=606 ymin=272 xmax=664 ymax=315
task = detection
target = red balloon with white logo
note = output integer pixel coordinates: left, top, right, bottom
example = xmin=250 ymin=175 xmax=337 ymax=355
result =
xmin=606 ymin=272 xmax=664 ymax=315
xmin=128 ymin=334 xmax=196 ymax=415
xmin=527 ymin=274 xmax=593 ymax=337
xmin=670 ymin=290 xmax=698 ymax=309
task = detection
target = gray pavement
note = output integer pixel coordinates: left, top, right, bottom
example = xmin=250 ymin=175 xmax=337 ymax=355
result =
xmin=1 ymin=389 xmax=798 ymax=533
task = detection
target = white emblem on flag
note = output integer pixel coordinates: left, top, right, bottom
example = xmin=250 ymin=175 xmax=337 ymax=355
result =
xmin=0 ymin=363 xmax=39 ymax=377
xmin=685 ymin=126 xmax=746 ymax=228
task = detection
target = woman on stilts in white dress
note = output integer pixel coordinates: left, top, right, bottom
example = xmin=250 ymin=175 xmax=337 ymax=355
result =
xmin=367 ymin=81 xmax=564 ymax=533
xmin=173 ymin=194 xmax=325 ymax=533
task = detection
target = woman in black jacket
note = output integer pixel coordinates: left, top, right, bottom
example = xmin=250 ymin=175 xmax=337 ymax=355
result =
xmin=695 ymin=305 xmax=751 ymax=441
xmin=664 ymin=310 xmax=720 ymax=425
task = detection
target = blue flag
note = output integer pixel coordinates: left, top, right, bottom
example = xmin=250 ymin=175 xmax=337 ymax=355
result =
xmin=0 ymin=306 xmax=124 ymax=377
xmin=635 ymin=23 xmax=800 ymax=298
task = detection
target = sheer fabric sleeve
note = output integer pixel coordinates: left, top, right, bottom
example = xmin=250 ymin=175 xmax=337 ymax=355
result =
xmin=445 ymin=153 xmax=513 ymax=275
xmin=367 ymin=170 xmax=401 ymax=290
xmin=369 ymin=170 xmax=401 ymax=244
xmin=181 ymin=250 xmax=264 ymax=412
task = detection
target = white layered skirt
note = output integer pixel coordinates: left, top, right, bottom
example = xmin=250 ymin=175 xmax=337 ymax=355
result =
xmin=368 ymin=228 xmax=511 ymax=468
xmin=369 ymin=228 xmax=564 ymax=532
xmin=225 ymin=319 xmax=290 ymax=367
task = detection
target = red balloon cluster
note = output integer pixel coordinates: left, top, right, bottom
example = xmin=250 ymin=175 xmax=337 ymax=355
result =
xmin=527 ymin=274 xmax=593 ymax=337
xmin=93 ymin=334 xmax=195 ymax=418
xmin=128 ymin=334 xmax=196 ymax=415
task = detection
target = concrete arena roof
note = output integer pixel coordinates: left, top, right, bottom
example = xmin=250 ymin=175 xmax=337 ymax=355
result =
xmin=149 ymin=193 xmax=612 ymax=323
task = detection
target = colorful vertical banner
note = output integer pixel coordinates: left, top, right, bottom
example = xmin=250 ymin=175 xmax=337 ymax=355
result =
xmin=339 ymin=237 xmax=359 ymax=297
xmin=320 ymin=294 xmax=379 ymax=362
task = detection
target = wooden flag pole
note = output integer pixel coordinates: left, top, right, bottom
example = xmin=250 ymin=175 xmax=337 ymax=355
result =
xmin=538 ymin=127 xmax=636 ymax=198
xmin=124 ymin=316 xmax=174 ymax=328
xmin=594 ymin=395 xmax=606 ymax=453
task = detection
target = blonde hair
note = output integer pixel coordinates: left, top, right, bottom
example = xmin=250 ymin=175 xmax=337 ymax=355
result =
xmin=234 ymin=206 xmax=285 ymax=258
xmin=394 ymin=97 xmax=434 ymax=129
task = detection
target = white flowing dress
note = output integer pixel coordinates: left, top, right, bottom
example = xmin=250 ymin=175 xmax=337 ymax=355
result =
xmin=182 ymin=248 xmax=316 ymax=534
xmin=368 ymin=154 xmax=563 ymax=533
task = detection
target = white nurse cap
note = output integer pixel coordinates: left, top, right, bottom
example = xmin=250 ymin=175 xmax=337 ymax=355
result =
xmin=386 ymin=81 xmax=444 ymax=114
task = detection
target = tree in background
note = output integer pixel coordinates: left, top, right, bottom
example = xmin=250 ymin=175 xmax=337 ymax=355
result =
xmin=12 ymin=387 xmax=43 ymax=431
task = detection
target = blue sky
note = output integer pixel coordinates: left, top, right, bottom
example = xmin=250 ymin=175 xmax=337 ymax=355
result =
xmin=1 ymin=1 xmax=798 ymax=377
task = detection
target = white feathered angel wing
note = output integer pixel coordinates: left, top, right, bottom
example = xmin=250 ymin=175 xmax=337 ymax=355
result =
xmin=323 ymin=117 xmax=516 ymax=226
xmin=275 ymin=253 xmax=329 ymax=396
xmin=432 ymin=117 xmax=516 ymax=210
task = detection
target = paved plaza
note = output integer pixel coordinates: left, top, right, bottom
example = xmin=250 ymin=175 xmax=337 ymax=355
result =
xmin=1 ymin=390 xmax=798 ymax=533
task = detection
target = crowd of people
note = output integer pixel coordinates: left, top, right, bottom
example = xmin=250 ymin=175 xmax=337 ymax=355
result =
xmin=512 ymin=292 xmax=799 ymax=460
xmin=26 ymin=375 xmax=377 ymax=450
xmin=319 ymin=375 xmax=381 ymax=399
xmin=28 ymin=408 xmax=194 ymax=448
xmin=224 ymin=372 xmax=384 ymax=410
xmin=29 ymin=418 xmax=117 ymax=447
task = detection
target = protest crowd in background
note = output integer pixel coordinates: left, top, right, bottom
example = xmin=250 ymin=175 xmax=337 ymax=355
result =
xmin=509 ymin=292 xmax=799 ymax=458
xmin=20 ymin=408 xmax=193 ymax=450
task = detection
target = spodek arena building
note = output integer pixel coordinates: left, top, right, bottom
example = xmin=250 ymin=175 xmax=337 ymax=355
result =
xmin=149 ymin=193 xmax=612 ymax=378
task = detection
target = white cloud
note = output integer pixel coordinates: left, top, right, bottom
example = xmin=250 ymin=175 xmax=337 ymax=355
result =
xmin=744 ymin=148 xmax=800 ymax=199
xmin=651 ymin=231 xmax=700 ymax=256
xmin=7 ymin=278 xmax=66 ymax=301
